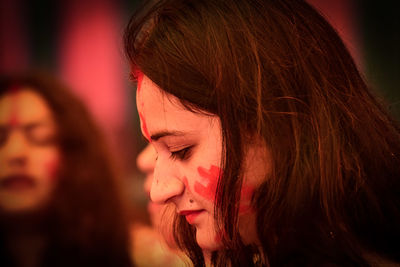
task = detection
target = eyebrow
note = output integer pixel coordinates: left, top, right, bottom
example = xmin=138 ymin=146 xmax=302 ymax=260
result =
xmin=150 ymin=130 xmax=187 ymax=141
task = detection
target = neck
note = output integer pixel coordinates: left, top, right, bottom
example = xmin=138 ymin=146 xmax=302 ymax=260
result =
xmin=7 ymin=232 xmax=47 ymax=267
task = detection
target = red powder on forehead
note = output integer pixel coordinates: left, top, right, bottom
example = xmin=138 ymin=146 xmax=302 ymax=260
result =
xmin=139 ymin=112 xmax=151 ymax=142
xmin=134 ymin=68 xmax=150 ymax=141
xmin=132 ymin=68 xmax=144 ymax=93
xmin=194 ymin=165 xmax=220 ymax=201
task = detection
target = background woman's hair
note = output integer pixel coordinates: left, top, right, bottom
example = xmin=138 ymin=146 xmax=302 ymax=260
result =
xmin=0 ymin=71 xmax=133 ymax=267
xmin=125 ymin=0 xmax=400 ymax=266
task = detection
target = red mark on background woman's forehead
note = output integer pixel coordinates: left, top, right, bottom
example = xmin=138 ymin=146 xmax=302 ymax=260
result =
xmin=194 ymin=165 xmax=220 ymax=201
xmin=8 ymin=85 xmax=21 ymax=127
xmin=139 ymin=112 xmax=151 ymax=142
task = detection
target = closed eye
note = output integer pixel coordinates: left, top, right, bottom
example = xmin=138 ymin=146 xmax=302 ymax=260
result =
xmin=170 ymin=145 xmax=193 ymax=161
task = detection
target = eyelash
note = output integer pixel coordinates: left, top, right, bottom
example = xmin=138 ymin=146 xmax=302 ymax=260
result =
xmin=170 ymin=146 xmax=193 ymax=161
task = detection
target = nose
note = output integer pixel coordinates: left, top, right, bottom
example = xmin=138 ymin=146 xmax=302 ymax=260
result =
xmin=0 ymin=130 xmax=28 ymax=168
xmin=150 ymin=157 xmax=184 ymax=204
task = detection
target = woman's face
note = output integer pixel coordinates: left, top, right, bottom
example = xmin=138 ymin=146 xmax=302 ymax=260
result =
xmin=137 ymin=75 xmax=270 ymax=251
xmin=0 ymin=89 xmax=61 ymax=214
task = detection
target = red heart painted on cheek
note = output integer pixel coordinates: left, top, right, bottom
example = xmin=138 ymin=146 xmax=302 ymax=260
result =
xmin=194 ymin=165 xmax=220 ymax=201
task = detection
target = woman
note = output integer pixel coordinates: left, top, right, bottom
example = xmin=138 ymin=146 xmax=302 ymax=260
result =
xmin=124 ymin=0 xmax=400 ymax=266
xmin=0 ymin=72 xmax=133 ymax=267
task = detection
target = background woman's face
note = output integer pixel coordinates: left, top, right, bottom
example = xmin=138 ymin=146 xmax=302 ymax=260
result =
xmin=0 ymin=89 xmax=61 ymax=214
xmin=136 ymin=75 xmax=269 ymax=251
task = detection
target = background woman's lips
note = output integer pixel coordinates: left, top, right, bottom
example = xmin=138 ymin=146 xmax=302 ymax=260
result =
xmin=179 ymin=210 xmax=204 ymax=224
xmin=0 ymin=174 xmax=36 ymax=190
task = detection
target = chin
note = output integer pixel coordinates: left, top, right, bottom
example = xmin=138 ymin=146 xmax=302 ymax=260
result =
xmin=0 ymin=197 xmax=48 ymax=216
xmin=196 ymin=229 xmax=222 ymax=252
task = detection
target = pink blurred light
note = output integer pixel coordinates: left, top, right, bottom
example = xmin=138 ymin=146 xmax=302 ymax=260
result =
xmin=58 ymin=0 xmax=126 ymax=138
xmin=307 ymin=0 xmax=363 ymax=69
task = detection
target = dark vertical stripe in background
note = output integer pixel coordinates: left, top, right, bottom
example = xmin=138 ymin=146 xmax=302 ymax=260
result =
xmin=26 ymin=0 xmax=59 ymax=70
xmin=358 ymin=0 xmax=400 ymax=119
xmin=0 ymin=0 xmax=29 ymax=72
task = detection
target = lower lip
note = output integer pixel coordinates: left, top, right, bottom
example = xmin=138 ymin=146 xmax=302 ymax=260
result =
xmin=184 ymin=210 xmax=203 ymax=224
xmin=0 ymin=177 xmax=35 ymax=191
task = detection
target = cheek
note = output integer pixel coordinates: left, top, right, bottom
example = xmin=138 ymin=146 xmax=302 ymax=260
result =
xmin=33 ymin=150 xmax=61 ymax=182
xmin=44 ymin=156 xmax=60 ymax=181
xmin=194 ymin=165 xmax=220 ymax=201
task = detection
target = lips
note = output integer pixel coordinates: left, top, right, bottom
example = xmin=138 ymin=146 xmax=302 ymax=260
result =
xmin=179 ymin=209 xmax=204 ymax=224
xmin=0 ymin=174 xmax=36 ymax=190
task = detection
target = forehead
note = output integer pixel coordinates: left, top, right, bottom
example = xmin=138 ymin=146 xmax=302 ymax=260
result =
xmin=0 ymin=88 xmax=53 ymax=124
xmin=137 ymin=75 xmax=216 ymax=135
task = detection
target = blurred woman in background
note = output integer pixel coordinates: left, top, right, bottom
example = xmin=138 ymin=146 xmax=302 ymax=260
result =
xmin=0 ymin=72 xmax=133 ymax=267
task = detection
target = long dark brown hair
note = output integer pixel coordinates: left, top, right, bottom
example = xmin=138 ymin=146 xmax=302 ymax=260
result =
xmin=124 ymin=0 xmax=400 ymax=266
xmin=0 ymin=72 xmax=133 ymax=267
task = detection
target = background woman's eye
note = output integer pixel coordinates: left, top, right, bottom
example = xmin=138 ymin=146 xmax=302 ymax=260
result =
xmin=25 ymin=124 xmax=57 ymax=146
xmin=170 ymin=146 xmax=193 ymax=161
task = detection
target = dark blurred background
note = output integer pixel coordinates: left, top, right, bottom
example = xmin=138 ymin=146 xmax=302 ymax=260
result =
xmin=1 ymin=0 xmax=399 ymax=218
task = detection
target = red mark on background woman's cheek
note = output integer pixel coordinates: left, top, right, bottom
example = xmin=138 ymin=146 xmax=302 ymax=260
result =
xmin=194 ymin=165 xmax=220 ymax=201
xmin=44 ymin=156 xmax=60 ymax=181
xmin=139 ymin=112 xmax=151 ymax=142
